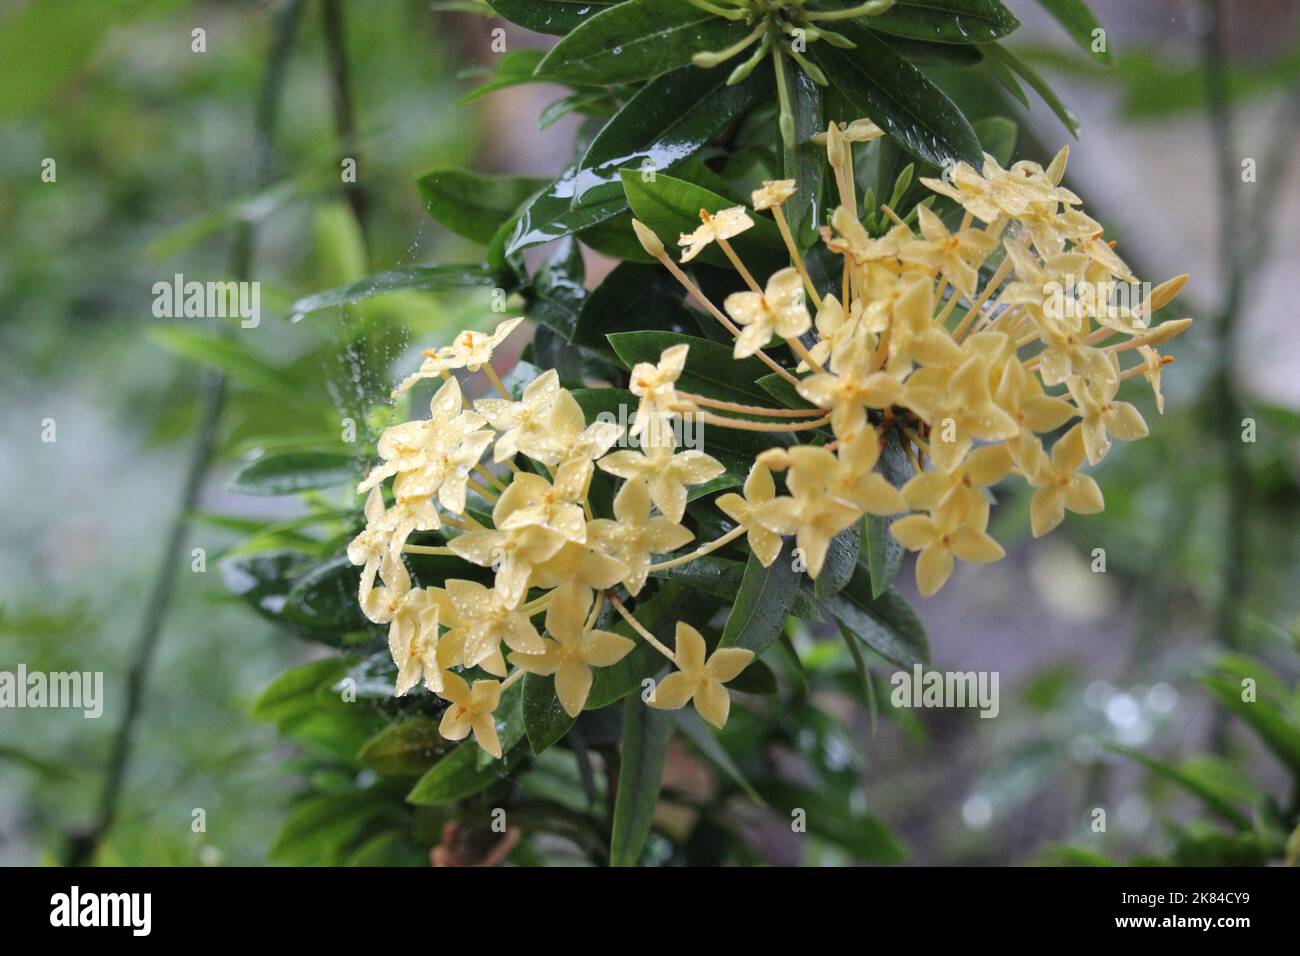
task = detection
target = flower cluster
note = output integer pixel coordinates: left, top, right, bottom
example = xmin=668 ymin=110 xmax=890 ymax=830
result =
xmin=350 ymin=123 xmax=1191 ymax=759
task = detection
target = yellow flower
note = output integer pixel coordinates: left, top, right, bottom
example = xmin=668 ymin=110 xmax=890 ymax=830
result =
xmin=723 ymin=267 xmax=811 ymax=359
xmin=823 ymin=206 xmax=910 ymax=270
xmin=358 ymin=376 xmax=486 ymax=493
xmin=647 ymin=622 xmax=754 ymax=729
xmin=900 ymin=205 xmax=998 ymax=298
xmin=1026 ymin=425 xmax=1103 ymax=537
xmin=1137 ymin=345 xmax=1167 ymax=414
xmin=797 ymin=334 xmax=901 ymax=437
xmin=597 ymin=440 xmax=724 ymax=523
xmin=751 ymin=179 xmax=796 ymax=211
xmin=448 ymin=486 xmax=567 ymax=606
xmin=389 ymin=589 xmax=447 ymax=696
xmin=716 ymin=463 xmax=784 ymax=568
xmin=1066 ymin=356 xmax=1149 ymax=465
xmin=498 ymin=458 xmax=593 ymax=544
xmin=528 ymin=540 xmax=630 ymax=595
xmin=508 ymin=583 xmax=635 ymax=717
xmin=587 ymin=479 xmax=693 ymax=595
xmin=901 ymin=355 xmax=1019 ymax=470
xmin=628 ymin=344 xmax=694 ymax=438
xmin=446 ymin=316 xmax=525 ymax=372
xmin=889 ymin=496 xmax=1004 ymax=597
xmin=679 ymin=206 xmax=754 ymax=262
xmin=437 ymin=672 xmax=504 ymax=759
xmin=440 ymin=578 xmax=544 ymax=670
xmin=392 ymin=430 xmax=494 ymax=516
xmin=994 ymin=357 xmax=1077 ymax=435
xmin=754 ymin=462 xmax=863 ymax=579
xmin=767 ymin=438 xmax=906 ymax=517
xmin=348 ymin=487 xmax=395 ymax=594
xmin=900 ymin=444 xmax=1012 ymax=514
xmin=476 ymin=369 xmax=579 ymax=465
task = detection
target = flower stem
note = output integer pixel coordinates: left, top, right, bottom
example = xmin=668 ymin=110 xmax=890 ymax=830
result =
xmin=482 ymin=362 xmax=512 ymax=401
xmin=772 ymin=204 xmax=823 ymax=311
xmin=679 ymin=390 xmax=821 ymax=418
xmin=698 ymin=410 xmax=830 ymax=432
xmin=648 ymin=525 xmax=746 ymax=572
xmin=608 ymin=594 xmax=677 ymax=664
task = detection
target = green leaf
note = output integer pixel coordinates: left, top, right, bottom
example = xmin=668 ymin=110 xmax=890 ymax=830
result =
xmin=823 ymin=568 xmax=929 ymax=668
xmin=620 ymin=169 xmax=786 ymax=273
xmin=290 ymin=265 xmax=497 ymax=320
xmin=147 ymin=326 xmax=303 ymax=404
xmin=529 ymin=237 xmax=588 ymax=340
xmin=358 ymin=718 xmax=449 ymax=776
xmin=765 ymin=782 xmax=905 ymax=862
xmin=863 ymin=0 xmax=1020 ymax=44
xmin=1201 ymin=674 xmax=1300 ymax=776
xmin=973 ymin=115 xmax=1018 ymax=166
xmin=815 ymin=23 xmax=984 ymax=169
xmin=457 ymin=49 xmax=547 ymax=105
xmin=522 ymin=673 xmax=576 ymax=755
xmin=418 ymin=169 xmax=545 ymax=244
xmin=756 ymin=370 xmax=818 ymax=410
xmin=571 ymin=262 xmax=696 ymax=351
xmin=507 ymin=67 xmax=769 ymax=256
xmin=983 ymin=43 xmax=1080 ymax=137
xmin=728 ymin=658 xmax=778 ymax=694
xmin=250 ymin=658 xmax=353 ymax=723
xmin=609 ymin=694 xmax=672 ymax=866
xmin=719 ymin=540 xmax=800 ymax=656
xmin=655 ymin=555 xmax=821 ymax=621
xmin=487 ymin=0 xmax=612 ymax=35
xmin=1036 ymin=0 xmax=1112 ymax=65
xmin=227 ymin=451 xmax=355 ymax=496
xmin=877 ymin=34 xmax=984 ymax=67
xmin=586 ymin=584 xmax=706 ymax=710
xmin=815 ymin=523 xmax=860 ymax=598
xmin=280 ymin=556 xmax=371 ymax=632
xmin=223 ymin=552 xmax=360 ymax=644
xmin=536 ymin=0 xmax=751 ymax=85
xmin=1107 ymin=745 xmax=1253 ymax=831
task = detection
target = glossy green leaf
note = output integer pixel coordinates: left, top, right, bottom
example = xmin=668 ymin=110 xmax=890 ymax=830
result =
xmin=719 ymin=540 xmax=800 ymax=656
xmin=823 ymin=568 xmax=929 ymax=668
xmin=609 ymin=694 xmax=672 ymax=866
xmin=507 ymin=67 xmax=769 ymax=256
xmin=620 ymin=169 xmax=786 ymax=273
xmin=536 ymin=0 xmax=751 ymax=85
xmin=815 ymin=23 xmax=983 ymax=169
xmin=863 ymin=426 xmax=910 ymax=597
xmin=814 ymin=523 xmax=860 ymax=598
xmin=877 ymin=33 xmax=984 ymax=67
xmin=1036 ymin=0 xmax=1112 ymax=65
xmin=358 ymin=718 xmax=449 ymax=776
xmin=529 ymin=237 xmax=588 ymax=340
xmin=227 ymin=451 xmax=355 ymax=496
xmin=862 ymin=0 xmax=1019 ymax=44
xmin=655 ymin=554 xmax=821 ymax=621
xmin=522 ymin=672 xmax=576 ymax=755
xmin=778 ymin=52 xmax=824 ymax=248
xmin=250 ymin=658 xmax=353 ymax=724
xmin=487 ymin=0 xmax=613 ymax=35
xmin=281 ymin=556 xmax=371 ymax=632
xmin=571 ymin=262 xmax=697 ymax=351
xmin=457 ymin=49 xmax=547 ymax=105
xmin=607 ymin=330 xmax=774 ymax=406
xmin=290 ymin=265 xmax=497 ymax=320
xmin=418 ymin=169 xmax=545 ymax=244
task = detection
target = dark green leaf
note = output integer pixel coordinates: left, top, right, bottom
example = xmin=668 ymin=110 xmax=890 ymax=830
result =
xmin=864 ymin=426 xmax=910 ymax=597
xmin=507 ymin=67 xmax=769 ymax=256
xmin=250 ymin=658 xmax=353 ymax=724
xmin=765 ymin=781 xmax=905 ymax=862
xmin=877 ymin=33 xmax=984 ymax=67
xmin=655 ymin=554 xmax=821 ymax=621
xmin=983 ymin=43 xmax=1080 ymax=137
xmin=815 ymin=523 xmax=860 ymax=598
xmin=290 ymin=265 xmax=497 ymax=320
xmin=457 ymin=49 xmax=547 ymax=105
xmin=487 ymin=0 xmax=613 ymax=35
xmin=607 ymin=330 xmax=775 ymax=406
xmin=609 ymin=693 xmax=672 ymax=866
xmin=1036 ymin=0 xmax=1112 ymax=65
xmin=522 ymin=672 xmax=576 ymax=755
xmin=358 ymin=718 xmax=450 ymax=776
xmin=863 ymin=0 xmax=1019 ymax=44
xmin=536 ymin=0 xmax=751 ymax=85
xmin=823 ymin=568 xmax=929 ymax=668
xmin=418 ymin=169 xmax=545 ymax=244
xmin=778 ymin=52 xmax=824 ymax=248
xmin=620 ymin=169 xmax=786 ymax=273
xmin=572 ymin=262 xmax=697 ymax=351
xmin=281 ymin=556 xmax=371 ymax=632
xmin=672 ymin=709 xmax=764 ymax=803
xmin=719 ymin=540 xmax=799 ymax=655
xmin=973 ymin=115 xmax=1018 ymax=166
xmin=529 ymin=237 xmax=588 ymax=339
xmin=815 ymin=23 xmax=983 ymax=169
xmin=228 ymin=451 xmax=355 ymax=496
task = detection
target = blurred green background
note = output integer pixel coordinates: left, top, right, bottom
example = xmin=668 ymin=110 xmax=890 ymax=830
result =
xmin=2 ymin=0 xmax=1299 ymax=865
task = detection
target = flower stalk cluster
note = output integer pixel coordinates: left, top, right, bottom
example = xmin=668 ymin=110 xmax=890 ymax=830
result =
xmin=349 ymin=119 xmax=1191 ymax=758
